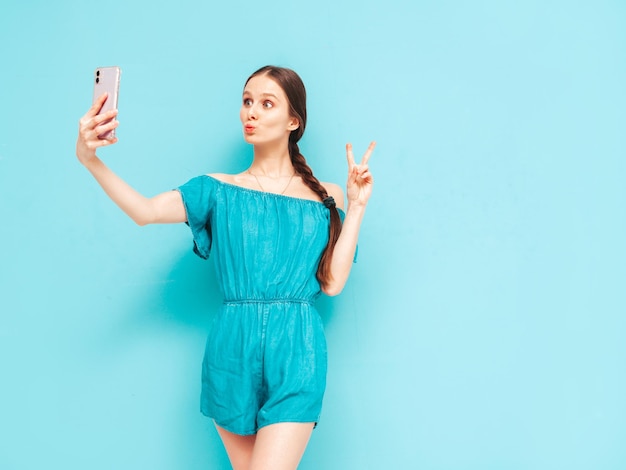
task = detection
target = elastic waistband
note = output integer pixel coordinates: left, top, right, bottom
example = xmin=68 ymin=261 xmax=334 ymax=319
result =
xmin=223 ymin=298 xmax=314 ymax=306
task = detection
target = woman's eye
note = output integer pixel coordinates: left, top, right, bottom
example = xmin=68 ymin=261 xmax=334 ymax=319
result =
xmin=243 ymin=98 xmax=252 ymax=106
xmin=263 ymin=100 xmax=273 ymax=108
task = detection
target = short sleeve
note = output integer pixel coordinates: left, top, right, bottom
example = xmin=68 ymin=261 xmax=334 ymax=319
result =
xmin=176 ymin=176 xmax=216 ymax=260
xmin=337 ymin=208 xmax=358 ymax=263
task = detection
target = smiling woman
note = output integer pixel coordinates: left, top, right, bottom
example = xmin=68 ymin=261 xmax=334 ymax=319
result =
xmin=75 ymin=65 xmax=375 ymax=470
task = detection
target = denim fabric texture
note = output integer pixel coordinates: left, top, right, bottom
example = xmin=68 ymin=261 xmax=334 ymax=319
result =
xmin=177 ymin=175 xmax=339 ymax=435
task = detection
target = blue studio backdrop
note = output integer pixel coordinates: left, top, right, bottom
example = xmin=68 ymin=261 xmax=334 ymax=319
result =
xmin=1 ymin=1 xmax=625 ymax=469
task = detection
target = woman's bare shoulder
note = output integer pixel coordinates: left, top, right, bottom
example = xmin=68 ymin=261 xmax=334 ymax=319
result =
xmin=206 ymin=172 xmax=232 ymax=183
xmin=321 ymin=181 xmax=345 ymax=211
xmin=208 ymin=172 xmax=258 ymax=189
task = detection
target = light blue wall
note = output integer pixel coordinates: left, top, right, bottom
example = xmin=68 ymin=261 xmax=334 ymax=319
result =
xmin=1 ymin=1 xmax=625 ymax=468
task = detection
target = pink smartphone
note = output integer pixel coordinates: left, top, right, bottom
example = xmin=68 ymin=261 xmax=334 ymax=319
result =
xmin=92 ymin=66 xmax=121 ymax=140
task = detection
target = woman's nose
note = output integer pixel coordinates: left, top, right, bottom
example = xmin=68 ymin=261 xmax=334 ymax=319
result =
xmin=247 ymin=104 xmax=258 ymax=120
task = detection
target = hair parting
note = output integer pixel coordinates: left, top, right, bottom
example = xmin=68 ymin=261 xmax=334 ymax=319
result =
xmin=245 ymin=65 xmax=342 ymax=289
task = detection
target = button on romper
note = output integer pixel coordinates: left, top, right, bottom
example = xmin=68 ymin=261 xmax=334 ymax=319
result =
xmin=177 ymin=175 xmax=339 ymax=436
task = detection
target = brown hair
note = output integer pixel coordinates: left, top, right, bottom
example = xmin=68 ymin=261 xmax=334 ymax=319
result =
xmin=245 ymin=65 xmax=342 ymax=289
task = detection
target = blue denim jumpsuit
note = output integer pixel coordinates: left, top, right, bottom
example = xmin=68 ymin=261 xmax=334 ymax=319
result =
xmin=177 ymin=175 xmax=334 ymax=436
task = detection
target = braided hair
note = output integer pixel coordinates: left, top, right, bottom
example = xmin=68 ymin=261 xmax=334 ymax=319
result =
xmin=245 ymin=66 xmax=342 ymax=289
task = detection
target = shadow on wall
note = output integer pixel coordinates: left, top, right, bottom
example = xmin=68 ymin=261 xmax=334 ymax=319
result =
xmin=316 ymin=292 xmax=340 ymax=327
xmin=87 ymin=245 xmax=341 ymax=352
xmin=80 ymin=249 xmax=220 ymax=359
xmin=141 ymin=249 xmax=220 ymax=331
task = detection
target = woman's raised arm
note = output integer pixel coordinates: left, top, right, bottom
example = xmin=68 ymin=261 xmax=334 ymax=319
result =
xmin=323 ymin=141 xmax=376 ymax=296
xmin=76 ymin=93 xmax=186 ymax=226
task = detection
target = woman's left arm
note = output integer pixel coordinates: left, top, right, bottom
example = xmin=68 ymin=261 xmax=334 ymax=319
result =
xmin=323 ymin=142 xmax=376 ymax=296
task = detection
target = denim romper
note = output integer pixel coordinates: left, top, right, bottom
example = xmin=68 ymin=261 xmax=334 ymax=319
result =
xmin=177 ymin=175 xmax=337 ymax=436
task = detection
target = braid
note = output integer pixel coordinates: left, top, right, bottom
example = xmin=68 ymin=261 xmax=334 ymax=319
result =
xmin=289 ymin=140 xmax=342 ymax=289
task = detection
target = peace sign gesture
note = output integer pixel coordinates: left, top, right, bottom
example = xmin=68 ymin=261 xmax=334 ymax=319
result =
xmin=346 ymin=141 xmax=376 ymax=207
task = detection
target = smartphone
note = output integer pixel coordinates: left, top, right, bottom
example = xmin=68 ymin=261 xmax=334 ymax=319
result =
xmin=92 ymin=66 xmax=121 ymax=140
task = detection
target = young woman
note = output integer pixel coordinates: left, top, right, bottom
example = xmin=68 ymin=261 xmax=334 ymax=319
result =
xmin=76 ymin=65 xmax=375 ymax=470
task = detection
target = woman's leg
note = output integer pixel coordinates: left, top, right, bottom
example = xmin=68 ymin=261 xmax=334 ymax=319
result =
xmin=249 ymin=422 xmax=315 ymax=470
xmin=215 ymin=423 xmax=256 ymax=470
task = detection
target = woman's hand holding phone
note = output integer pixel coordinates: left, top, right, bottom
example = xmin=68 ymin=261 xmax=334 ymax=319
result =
xmin=76 ymin=93 xmax=119 ymax=166
xmin=76 ymin=66 xmax=121 ymax=166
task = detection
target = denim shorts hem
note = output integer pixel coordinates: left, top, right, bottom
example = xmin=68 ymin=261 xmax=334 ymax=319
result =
xmin=257 ymin=417 xmax=321 ymax=431
xmin=206 ymin=414 xmax=258 ymax=436
xmin=205 ymin=412 xmax=321 ymax=436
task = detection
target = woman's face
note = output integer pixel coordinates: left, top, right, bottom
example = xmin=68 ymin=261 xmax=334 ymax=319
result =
xmin=240 ymin=74 xmax=298 ymax=146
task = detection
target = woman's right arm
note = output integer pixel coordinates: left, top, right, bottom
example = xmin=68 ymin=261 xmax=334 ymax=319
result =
xmin=76 ymin=93 xmax=186 ymax=226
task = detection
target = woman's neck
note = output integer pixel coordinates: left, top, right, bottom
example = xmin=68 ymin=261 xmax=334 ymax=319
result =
xmin=250 ymin=144 xmax=294 ymax=177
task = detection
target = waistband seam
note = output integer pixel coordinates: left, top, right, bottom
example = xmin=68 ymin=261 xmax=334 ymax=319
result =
xmin=223 ymin=298 xmax=314 ymax=305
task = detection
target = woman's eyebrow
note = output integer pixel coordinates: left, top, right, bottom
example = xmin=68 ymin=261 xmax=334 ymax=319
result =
xmin=242 ymin=91 xmax=279 ymax=100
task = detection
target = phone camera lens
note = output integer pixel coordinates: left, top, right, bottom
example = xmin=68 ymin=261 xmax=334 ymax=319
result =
xmin=96 ymin=70 xmax=100 ymax=76
xmin=96 ymin=77 xmax=100 ymax=84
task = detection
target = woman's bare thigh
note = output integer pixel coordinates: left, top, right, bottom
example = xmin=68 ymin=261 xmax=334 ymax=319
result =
xmin=215 ymin=423 xmax=256 ymax=470
xmin=249 ymin=422 xmax=315 ymax=470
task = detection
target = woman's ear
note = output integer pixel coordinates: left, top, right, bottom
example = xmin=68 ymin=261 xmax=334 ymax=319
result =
xmin=287 ymin=118 xmax=300 ymax=131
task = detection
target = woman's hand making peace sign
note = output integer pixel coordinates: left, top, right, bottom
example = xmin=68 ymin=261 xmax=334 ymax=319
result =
xmin=346 ymin=141 xmax=376 ymax=208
